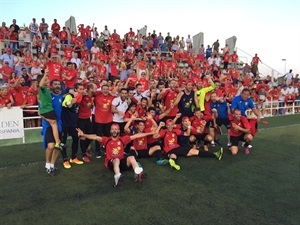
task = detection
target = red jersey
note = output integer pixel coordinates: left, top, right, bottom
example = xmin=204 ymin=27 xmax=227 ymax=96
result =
xmin=223 ymin=54 xmax=230 ymax=62
xmin=132 ymin=135 xmax=148 ymax=150
xmin=98 ymin=65 xmax=107 ymax=79
xmin=11 ymin=86 xmax=26 ymax=106
xmin=138 ymin=78 xmax=149 ymax=92
xmin=1 ymin=94 xmax=12 ymax=106
xmin=159 ymin=129 xmax=181 ymax=153
xmin=0 ymin=66 xmax=13 ymax=80
xmin=128 ymin=74 xmax=138 ymax=88
xmin=64 ymin=69 xmax=77 ymax=88
xmin=25 ymin=95 xmax=38 ymax=114
xmin=79 ymin=95 xmax=94 ymax=119
xmin=231 ymin=54 xmax=238 ymax=62
xmin=252 ymin=56 xmax=260 ymax=64
xmin=161 ymin=89 xmax=178 ymax=117
xmin=47 ymin=61 xmax=63 ymax=82
xmin=110 ymin=62 xmax=118 ymax=76
xmin=191 ymin=117 xmax=208 ymax=134
xmin=60 ymin=31 xmax=68 ymax=40
xmin=101 ymin=135 xmax=131 ymax=168
xmin=64 ymin=49 xmax=73 ymax=60
xmin=228 ymin=114 xmax=251 ymax=137
xmin=136 ymin=105 xmax=147 ymax=117
xmin=94 ymin=92 xmax=114 ymax=123
xmin=70 ymin=34 xmax=76 ymax=44
xmin=51 ymin=23 xmax=60 ymax=35
xmin=269 ymin=89 xmax=281 ymax=101
xmin=81 ymin=50 xmax=89 ymax=61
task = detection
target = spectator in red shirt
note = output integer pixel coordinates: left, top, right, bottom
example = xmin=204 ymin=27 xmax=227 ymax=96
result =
xmin=230 ymin=51 xmax=238 ymax=69
xmin=0 ymin=84 xmax=14 ymax=108
xmin=51 ymin=19 xmax=60 ymax=37
xmin=0 ymin=60 xmax=13 ymax=82
xmin=62 ymin=62 xmax=78 ymax=91
xmin=251 ymin=53 xmax=262 ymax=77
xmin=59 ymin=27 xmax=68 ymax=44
xmin=11 ymin=76 xmax=27 ymax=106
xmin=23 ymin=87 xmax=38 ymax=127
xmin=46 ymin=53 xmax=63 ymax=83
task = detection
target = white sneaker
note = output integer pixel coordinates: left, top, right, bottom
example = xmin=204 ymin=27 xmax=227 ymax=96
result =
xmin=134 ymin=166 xmax=143 ymax=175
xmin=242 ymin=142 xmax=252 ymax=149
xmin=114 ymin=173 xmax=125 ymax=187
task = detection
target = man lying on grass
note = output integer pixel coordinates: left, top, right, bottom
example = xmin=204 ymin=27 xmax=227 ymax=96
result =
xmin=76 ymin=124 xmax=154 ymax=187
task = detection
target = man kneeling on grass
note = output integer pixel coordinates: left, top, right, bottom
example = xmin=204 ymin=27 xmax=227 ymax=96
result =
xmin=76 ymin=124 xmax=154 ymax=187
xmin=228 ymin=109 xmax=253 ymax=155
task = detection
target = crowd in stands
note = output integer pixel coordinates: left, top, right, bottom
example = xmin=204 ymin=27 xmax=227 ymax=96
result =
xmin=1 ymin=17 xmax=299 ymax=180
xmin=1 ymin=18 xmax=299 ymax=118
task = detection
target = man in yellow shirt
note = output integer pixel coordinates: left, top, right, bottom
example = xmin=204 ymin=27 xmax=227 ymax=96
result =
xmin=194 ymin=75 xmax=216 ymax=112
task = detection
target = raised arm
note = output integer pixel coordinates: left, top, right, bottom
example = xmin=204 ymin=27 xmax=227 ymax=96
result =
xmin=76 ymin=128 xmax=102 ymax=142
xmin=130 ymin=131 xmax=154 ymax=141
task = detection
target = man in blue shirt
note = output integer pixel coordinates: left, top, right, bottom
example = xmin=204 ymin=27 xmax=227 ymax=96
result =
xmin=231 ymin=88 xmax=260 ymax=118
xmin=205 ymin=45 xmax=212 ymax=59
xmin=210 ymin=92 xmax=231 ymax=147
xmin=41 ymin=79 xmax=63 ymax=176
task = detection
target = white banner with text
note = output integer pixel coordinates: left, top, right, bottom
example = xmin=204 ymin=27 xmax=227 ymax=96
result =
xmin=0 ymin=107 xmax=24 ymax=140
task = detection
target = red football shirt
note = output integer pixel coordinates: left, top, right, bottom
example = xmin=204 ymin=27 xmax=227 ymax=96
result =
xmin=228 ymin=114 xmax=251 ymax=137
xmin=161 ymin=90 xmax=178 ymax=117
xmin=12 ymin=86 xmax=25 ymax=106
xmin=159 ymin=129 xmax=181 ymax=153
xmin=64 ymin=49 xmax=73 ymax=60
xmin=79 ymin=95 xmax=94 ymax=119
xmin=94 ymin=92 xmax=114 ymax=123
xmin=47 ymin=61 xmax=63 ymax=82
xmin=133 ymin=135 xmax=148 ymax=150
xmin=64 ymin=69 xmax=77 ymax=88
xmin=101 ymin=136 xmax=131 ymax=168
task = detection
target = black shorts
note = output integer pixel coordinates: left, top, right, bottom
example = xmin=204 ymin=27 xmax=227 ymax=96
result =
xmin=45 ymin=126 xmax=62 ymax=146
xmin=133 ymin=149 xmax=151 ymax=158
xmin=78 ymin=118 xmax=93 ymax=134
xmin=230 ymin=135 xmax=245 ymax=147
xmin=147 ymin=142 xmax=160 ymax=149
xmin=168 ymin=146 xmax=190 ymax=157
xmin=195 ymin=133 xmax=208 ymax=141
xmin=216 ymin=118 xmax=230 ymax=129
xmin=107 ymin=157 xmax=131 ymax=172
xmin=41 ymin=110 xmax=57 ymax=120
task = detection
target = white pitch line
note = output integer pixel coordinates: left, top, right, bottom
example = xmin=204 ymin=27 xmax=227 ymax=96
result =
xmin=258 ymin=123 xmax=300 ymax=132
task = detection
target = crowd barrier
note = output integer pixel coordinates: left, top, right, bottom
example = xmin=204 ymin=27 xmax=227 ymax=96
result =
xmin=0 ymin=99 xmax=299 ymax=146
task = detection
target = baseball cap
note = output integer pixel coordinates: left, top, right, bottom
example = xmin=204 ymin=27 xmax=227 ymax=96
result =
xmin=166 ymin=119 xmax=174 ymax=125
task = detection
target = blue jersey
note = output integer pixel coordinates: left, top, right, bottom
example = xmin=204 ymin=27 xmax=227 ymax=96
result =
xmin=206 ymin=48 xmax=212 ymax=58
xmin=41 ymin=93 xmax=63 ymax=149
xmin=210 ymin=100 xmax=228 ymax=119
xmin=231 ymin=95 xmax=254 ymax=116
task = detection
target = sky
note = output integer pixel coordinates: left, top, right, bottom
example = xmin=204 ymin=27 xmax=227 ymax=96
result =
xmin=1 ymin=0 xmax=299 ymax=76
